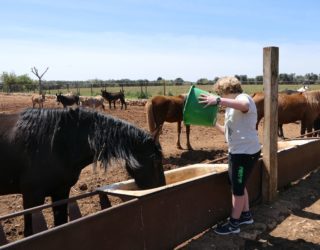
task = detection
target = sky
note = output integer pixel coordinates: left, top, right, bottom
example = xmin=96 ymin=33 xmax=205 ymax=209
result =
xmin=1 ymin=0 xmax=320 ymax=82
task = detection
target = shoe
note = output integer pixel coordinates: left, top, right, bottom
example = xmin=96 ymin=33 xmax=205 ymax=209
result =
xmin=239 ymin=212 xmax=254 ymax=225
xmin=213 ymin=220 xmax=240 ymax=235
xmin=239 ymin=215 xmax=254 ymax=225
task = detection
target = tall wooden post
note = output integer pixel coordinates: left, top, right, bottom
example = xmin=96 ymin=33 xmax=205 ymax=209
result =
xmin=262 ymin=47 xmax=279 ymax=202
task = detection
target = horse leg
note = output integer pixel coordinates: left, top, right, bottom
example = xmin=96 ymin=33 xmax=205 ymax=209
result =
xmin=51 ymin=187 xmax=70 ymax=227
xmin=278 ymin=125 xmax=285 ymax=139
xmin=113 ymin=100 xmax=116 ymax=109
xmin=186 ymin=124 xmax=193 ymax=150
xmin=300 ymin=120 xmax=307 ymax=137
xmin=22 ymin=191 xmax=46 ymax=236
xmin=306 ymin=123 xmax=314 ymax=137
xmin=151 ymin=124 xmax=162 ymax=144
xmin=121 ymin=98 xmax=127 ymax=110
xmin=176 ymin=121 xmax=183 ymax=149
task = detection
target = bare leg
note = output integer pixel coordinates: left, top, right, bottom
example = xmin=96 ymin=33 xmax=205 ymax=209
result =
xmin=231 ymin=188 xmax=250 ymax=219
xmin=243 ymin=188 xmax=250 ymax=212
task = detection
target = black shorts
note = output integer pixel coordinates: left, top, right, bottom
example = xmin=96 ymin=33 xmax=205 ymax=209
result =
xmin=228 ymin=151 xmax=261 ymax=196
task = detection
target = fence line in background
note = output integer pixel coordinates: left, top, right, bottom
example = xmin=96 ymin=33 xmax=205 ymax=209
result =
xmin=1 ymin=82 xmax=319 ymax=99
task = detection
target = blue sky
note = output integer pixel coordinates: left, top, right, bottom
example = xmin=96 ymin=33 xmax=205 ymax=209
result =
xmin=1 ymin=0 xmax=320 ymax=81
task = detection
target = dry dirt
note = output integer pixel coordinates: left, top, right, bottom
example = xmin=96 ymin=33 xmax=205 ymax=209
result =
xmin=0 ymin=93 xmax=319 ymax=249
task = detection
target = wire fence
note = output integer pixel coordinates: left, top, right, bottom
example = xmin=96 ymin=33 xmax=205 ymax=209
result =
xmin=1 ymin=82 xmax=319 ymax=99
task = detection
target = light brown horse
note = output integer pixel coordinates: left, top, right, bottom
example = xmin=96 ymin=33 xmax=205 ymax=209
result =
xmin=80 ymin=96 xmax=105 ymax=110
xmin=145 ymin=95 xmax=192 ymax=150
xmin=31 ymin=93 xmax=45 ymax=108
xmin=252 ymin=91 xmax=308 ymax=138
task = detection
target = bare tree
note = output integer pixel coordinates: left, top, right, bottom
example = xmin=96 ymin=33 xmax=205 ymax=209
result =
xmin=31 ymin=66 xmax=49 ymax=94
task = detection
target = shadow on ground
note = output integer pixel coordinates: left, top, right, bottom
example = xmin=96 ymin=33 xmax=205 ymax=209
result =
xmin=178 ymin=168 xmax=320 ymax=250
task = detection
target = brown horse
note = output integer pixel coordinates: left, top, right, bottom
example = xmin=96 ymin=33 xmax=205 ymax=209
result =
xmin=252 ymin=91 xmax=308 ymax=138
xmin=145 ymin=95 xmax=192 ymax=150
xmin=31 ymin=93 xmax=45 ymax=108
xmin=301 ymin=90 xmax=320 ymax=136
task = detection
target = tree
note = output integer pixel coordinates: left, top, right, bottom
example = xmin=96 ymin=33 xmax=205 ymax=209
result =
xmin=1 ymin=72 xmax=17 ymax=87
xmin=17 ymin=74 xmax=34 ymax=85
xmin=31 ymin=66 xmax=49 ymax=94
xmin=196 ymin=78 xmax=209 ymax=85
xmin=305 ymin=73 xmax=318 ymax=84
xmin=255 ymin=75 xmax=263 ymax=84
xmin=235 ymin=75 xmax=248 ymax=83
xmin=174 ymin=77 xmax=184 ymax=85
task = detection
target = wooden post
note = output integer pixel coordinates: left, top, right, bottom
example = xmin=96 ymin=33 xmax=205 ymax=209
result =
xmin=262 ymin=47 xmax=279 ymax=202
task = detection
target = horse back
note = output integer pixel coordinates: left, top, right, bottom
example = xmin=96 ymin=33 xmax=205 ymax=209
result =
xmin=151 ymin=95 xmax=184 ymax=122
xmin=278 ymin=93 xmax=307 ymax=123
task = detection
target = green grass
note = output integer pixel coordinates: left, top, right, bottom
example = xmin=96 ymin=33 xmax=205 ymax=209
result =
xmin=18 ymin=84 xmax=320 ymax=98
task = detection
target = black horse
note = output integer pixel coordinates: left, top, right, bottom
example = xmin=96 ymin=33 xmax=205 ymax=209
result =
xmin=0 ymin=108 xmax=165 ymax=236
xmin=101 ymin=90 xmax=127 ymax=109
xmin=56 ymin=93 xmax=80 ymax=108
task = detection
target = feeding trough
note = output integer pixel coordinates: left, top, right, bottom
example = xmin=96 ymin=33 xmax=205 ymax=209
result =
xmin=277 ymin=138 xmax=318 ymax=151
xmin=98 ymin=164 xmax=228 ymax=198
xmin=2 ymin=139 xmax=320 ymax=250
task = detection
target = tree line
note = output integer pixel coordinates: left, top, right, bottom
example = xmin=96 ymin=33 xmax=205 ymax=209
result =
xmin=1 ymin=71 xmax=320 ymax=93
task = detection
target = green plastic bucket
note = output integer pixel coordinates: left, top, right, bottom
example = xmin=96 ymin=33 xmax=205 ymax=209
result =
xmin=183 ymin=85 xmax=219 ymax=126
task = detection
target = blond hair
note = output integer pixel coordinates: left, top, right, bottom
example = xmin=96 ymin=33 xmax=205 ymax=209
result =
xmin=213 ymin=76 xmax=243 ymax=96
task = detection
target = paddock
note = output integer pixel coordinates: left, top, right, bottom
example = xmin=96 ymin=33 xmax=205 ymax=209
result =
xmin=0 ymin=91 xmax=319 ymax=249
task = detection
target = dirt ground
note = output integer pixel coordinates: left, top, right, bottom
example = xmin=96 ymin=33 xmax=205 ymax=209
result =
xmin=0 ymin=93 xmax=319 ymax=249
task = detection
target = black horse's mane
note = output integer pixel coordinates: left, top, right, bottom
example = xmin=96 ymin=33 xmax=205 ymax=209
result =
xmin=15 ymin=108 xmax=161 ymax=170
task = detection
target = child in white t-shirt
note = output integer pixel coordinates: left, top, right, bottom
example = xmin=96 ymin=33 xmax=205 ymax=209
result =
xmin=199 ymin=76 xmax=261 ymax=235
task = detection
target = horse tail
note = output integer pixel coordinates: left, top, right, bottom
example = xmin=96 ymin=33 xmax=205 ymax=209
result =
xmin=145 ymin=100 xmax=156 ymax=133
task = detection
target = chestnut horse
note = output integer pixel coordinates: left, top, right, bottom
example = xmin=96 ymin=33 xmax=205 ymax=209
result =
xmin=252 ymin=91 xmax=308 ymax=138
xmin=302 ymin=90 xmax=320 ymax=136
xmin=145 ymin=95 xmax=192 ymax=150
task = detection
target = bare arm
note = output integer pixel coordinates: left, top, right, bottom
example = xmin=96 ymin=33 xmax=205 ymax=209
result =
xmin=214 ymin=122 xmax=225 ymax=134
xmin=198 ymin=94 xmax=249 ymax=112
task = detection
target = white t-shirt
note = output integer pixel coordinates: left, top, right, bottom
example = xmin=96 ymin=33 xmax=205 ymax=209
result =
xmin=224 ymin=93 xmax=261 ymax=154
